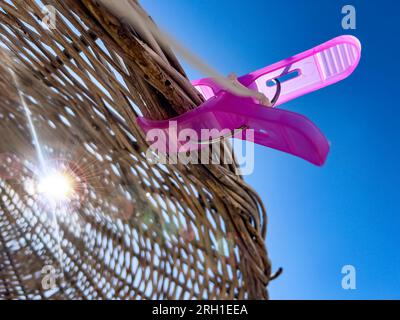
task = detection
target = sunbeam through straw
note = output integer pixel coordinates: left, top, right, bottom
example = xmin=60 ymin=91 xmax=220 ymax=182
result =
xmin=8 ymin=66 xmax=66 ymax=285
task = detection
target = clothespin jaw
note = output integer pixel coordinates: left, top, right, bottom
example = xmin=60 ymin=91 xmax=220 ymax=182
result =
xmin=137 ymin=36 xmax=361 ymax=166
xmin=137 ymin=91 xmax=330 ymax=166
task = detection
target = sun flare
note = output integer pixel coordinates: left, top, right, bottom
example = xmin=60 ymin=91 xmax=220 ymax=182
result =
xmin=37 ymin=171 xmax=74 ymax=202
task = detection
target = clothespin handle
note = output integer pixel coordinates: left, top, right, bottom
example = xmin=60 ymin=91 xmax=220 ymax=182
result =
xmin=193 ymin=35 xmax=361 ymax=107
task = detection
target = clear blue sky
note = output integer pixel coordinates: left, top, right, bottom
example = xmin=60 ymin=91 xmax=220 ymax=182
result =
xmin=142 ymin=0 xmax=400 ymax=299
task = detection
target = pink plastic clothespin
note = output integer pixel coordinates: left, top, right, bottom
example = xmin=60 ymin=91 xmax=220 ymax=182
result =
xmin=138 ymin=35 xmax=361 ymax=166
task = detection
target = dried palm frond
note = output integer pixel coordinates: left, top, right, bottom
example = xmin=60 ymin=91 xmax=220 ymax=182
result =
xmin=0 ymin=0 xmax=272 ymax=300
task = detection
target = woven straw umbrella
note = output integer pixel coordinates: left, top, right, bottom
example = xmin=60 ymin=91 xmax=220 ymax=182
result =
xmin=0 ymin=0 xmax=274 ymax=300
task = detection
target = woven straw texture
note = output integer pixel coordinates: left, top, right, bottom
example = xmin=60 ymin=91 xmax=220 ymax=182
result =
xmin=0 ymin=0 xmax=272 ymax=299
